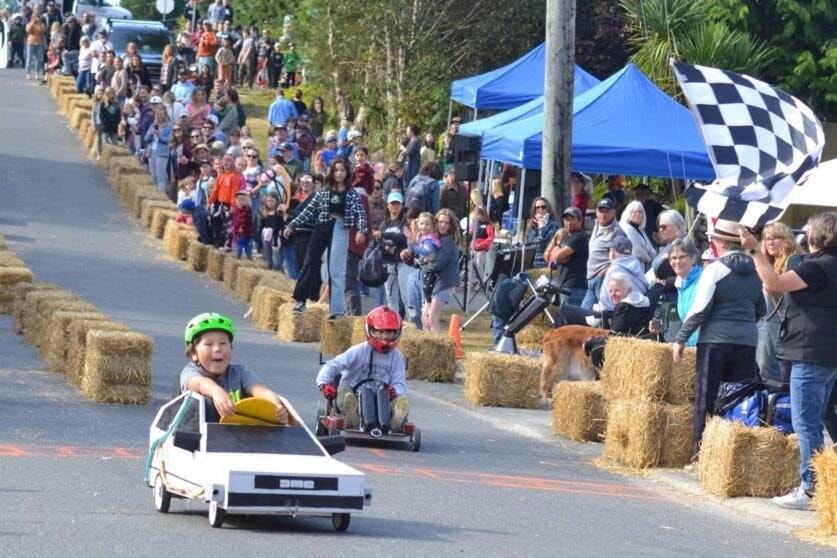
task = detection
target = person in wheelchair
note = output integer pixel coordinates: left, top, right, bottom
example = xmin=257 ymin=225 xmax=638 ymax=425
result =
xmin=316 ymin=306 xmax=410 ymax=433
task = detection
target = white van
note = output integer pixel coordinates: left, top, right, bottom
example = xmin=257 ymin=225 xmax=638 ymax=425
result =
xmin=72 ymin=0 xmax=132 ymax=24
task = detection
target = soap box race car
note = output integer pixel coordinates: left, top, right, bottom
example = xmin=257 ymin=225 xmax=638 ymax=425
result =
xmin=315 ymin=377 xmax=421 ymax=452
xmin=146 ymin=392 xmax=372 ymax=530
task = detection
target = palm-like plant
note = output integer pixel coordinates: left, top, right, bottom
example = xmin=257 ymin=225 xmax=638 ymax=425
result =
xmin=619 ymin=0 xmax=776 ymax=96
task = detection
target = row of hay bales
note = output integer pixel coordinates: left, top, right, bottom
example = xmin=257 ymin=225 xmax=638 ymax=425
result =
xmin=50 ymin=74 xmax=97 ymax=157
xmin=0 ymin=235 xmax=153 ymax=404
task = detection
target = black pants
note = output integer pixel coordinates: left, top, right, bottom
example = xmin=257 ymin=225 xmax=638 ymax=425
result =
xmin=292 ymin=223 xmax=332 ymax=303
xmin=692 ymin=343 xmax=758 ymax=457
xmin=346 ymin=252 xmax=361 ymax=316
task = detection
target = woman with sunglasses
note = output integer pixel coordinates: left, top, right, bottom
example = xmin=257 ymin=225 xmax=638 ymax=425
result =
xmin=646 ymin=209 xmax=688 ymax=305
xmin=525 ymin=197 xmax=559 ymax=268
xmin=284 ymin=159 xmax=368 ymax=319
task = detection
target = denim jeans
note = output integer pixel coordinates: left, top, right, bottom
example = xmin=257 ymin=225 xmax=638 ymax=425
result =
xmin=560 ymin=287 xmax=587 ymax=307
xmin=283 ymin=240 xmax=299 ymax=279
xmin=262 ymin=243 xmax=280 ymax=270
xmin=236 ymin=237 xmax=252 ymax=259
xmin=26 ymin=43 xmax=44 ymax=77
xmin=789 ymin=361 xmax=837 ymax=491
xmin=385 ymin=261 xmax=410 ymax=313
xmin=198 ymin=56 xmax=215 ymax=75
xmin=581 ymin=275 xmax=603 ymax=311
xmin=327 ymin=218 xmax=349 ymax=316
xmin=491 ymin=315 xmax=505 ymax=346
xmin=61 ymin=49 xmax=78 ymax=75
xmin=406 ymin=266 xmax=424 ymax=329
xmin=148 ymin=155 xmax=169 ymax=193
xmin=75 ymin=69 xmax=90 ymax=93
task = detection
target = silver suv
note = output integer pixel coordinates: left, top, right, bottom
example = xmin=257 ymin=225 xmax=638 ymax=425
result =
xmin=103 ymin=19 xmax=175 ymax=85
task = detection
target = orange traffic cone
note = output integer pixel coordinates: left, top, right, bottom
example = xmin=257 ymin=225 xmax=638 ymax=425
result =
xmin=449 ymin=314 xmax=465 ymax=359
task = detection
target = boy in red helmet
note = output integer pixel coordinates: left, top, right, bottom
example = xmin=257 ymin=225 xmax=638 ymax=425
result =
xmin=316 ymin=306 xmax=409 ymax=431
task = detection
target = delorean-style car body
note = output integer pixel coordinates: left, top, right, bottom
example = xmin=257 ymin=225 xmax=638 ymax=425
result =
xmin=147 ymin=392 xmax=372 ymax=530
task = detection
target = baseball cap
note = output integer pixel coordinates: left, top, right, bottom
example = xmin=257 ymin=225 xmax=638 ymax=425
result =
xmin=597 ymin=198 xmax=615 ymax=211
xmin=562 ymin=206 xmax=583 ymax=220
xmin=205 ymin=114 xmax=219 ymax=126
xmin=347 ymin=129 xmax=363 ymax=140
xmin=326 ymin=134 xmax=337 ymax=142
xmin=611 ymin=236 xmax=633 ymax=256
xmin=279 ymin=142 xmax=293 ymax=152
xmin=193 ymin=143 xmax=210 ymax=151
xmin=149 ymin=95 xmax=162 ymax=104
xmin=387 ymin=192 xmax=404 ymax=205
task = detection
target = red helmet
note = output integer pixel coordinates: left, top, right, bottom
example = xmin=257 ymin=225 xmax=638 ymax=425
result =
xmin=365 ymin=306 xmax=402 ymax=353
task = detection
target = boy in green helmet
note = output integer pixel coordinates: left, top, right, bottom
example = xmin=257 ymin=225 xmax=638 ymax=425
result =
xmin=180 ymin=312 xmax=289 ymax=424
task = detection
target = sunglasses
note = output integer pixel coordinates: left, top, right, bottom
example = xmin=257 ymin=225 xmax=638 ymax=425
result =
xmin=534 ymin=205 xmax=547 ymax=210
xmin=247 ymin=154 xmax=257 ymax=158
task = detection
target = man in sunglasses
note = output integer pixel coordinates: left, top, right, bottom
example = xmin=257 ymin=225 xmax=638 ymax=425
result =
xmin=582 ymin=198 xmax=627 ymax=310
xmin=201 ymin=115 xmax=227 ymax=147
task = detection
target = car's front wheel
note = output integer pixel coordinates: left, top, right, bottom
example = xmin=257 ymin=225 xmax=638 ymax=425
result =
xmin=208 ymin=501 xmax=226 ymax=528
xmin=332 ymin=513 xmax=350 ymax=532
xmin=153 ymin=474 xmax=171 ymax=513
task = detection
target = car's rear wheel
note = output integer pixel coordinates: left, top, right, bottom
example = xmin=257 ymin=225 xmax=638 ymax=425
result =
xmin=332 ymin=513 xmax=350 ymax=532
xmin=153 ymin=473 xmax=171 ymax=513
xmin=315 ymin=398 xmax=328 ymax=436
xmin=410 ymin=428 xmax=422 ymax=452
xmin=208 ymin=501 xmax=226 ymax=528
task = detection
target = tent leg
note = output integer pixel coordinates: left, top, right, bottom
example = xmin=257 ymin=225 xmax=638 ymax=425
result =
xmin=484 ymin=160 xmax=492 ymax=217
xmin=473 ymin=108 xmax=478 ymax=121
xmin=518 ymin=170 xmax=527 ymax=272
xmin=476 ymin=160 xmax=485 ymax=203
xmin=446 ymin=99 xmax=453 ymax=131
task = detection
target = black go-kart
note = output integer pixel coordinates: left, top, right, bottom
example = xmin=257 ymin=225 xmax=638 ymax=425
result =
xmin=315 ymin=378 xmax=421 ymax=452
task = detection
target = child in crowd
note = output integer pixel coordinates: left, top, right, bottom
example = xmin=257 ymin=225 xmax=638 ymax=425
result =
xmin=180 ymin=312 xmax=289 ymax=422
xmin=215 ymin=37 xmax=235 ymax=86
xmin=316 ymin=306 xmax=409 ymax=431
xmin=46 ymin=43 xmax=62 ymax=75
xmin=258 ymin=191 xmax=283 ymax=270
xmin=352 ymin=146 xmax=374 ymax=196
xmin=410 ymin=212 xmax=440 ymax=306
xmin=232 ymin=190 xmax=253 ymax=260
xmin=468 ymin=205 xmax=495 ymax=289
xmin=176 ymin=198 xmax=195 ymax=225
xmin=177 ymin=176 xmax=196 ymax=206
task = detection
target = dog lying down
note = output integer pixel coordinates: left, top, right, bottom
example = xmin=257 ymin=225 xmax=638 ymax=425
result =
xmin=540 ymin=325 xmax=608 ymax=401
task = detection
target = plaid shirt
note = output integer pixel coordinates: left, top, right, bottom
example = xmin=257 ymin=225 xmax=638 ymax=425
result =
xmin=288 ymin=188 xmax=368 ymax=233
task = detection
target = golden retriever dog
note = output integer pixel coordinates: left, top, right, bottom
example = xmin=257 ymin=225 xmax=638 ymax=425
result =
xmin=539 ymin=325 xmax=608 ymax=401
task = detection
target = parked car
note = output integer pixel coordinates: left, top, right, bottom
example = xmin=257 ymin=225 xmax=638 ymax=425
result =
xmin=72 ymin=0 xmax=132 ymax=24
xmin=102 ymin=19 xmax=175 ymax=85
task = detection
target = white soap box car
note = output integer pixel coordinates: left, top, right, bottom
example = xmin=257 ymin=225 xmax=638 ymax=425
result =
xmin=146 ymin=392 xmax=372 ymax=530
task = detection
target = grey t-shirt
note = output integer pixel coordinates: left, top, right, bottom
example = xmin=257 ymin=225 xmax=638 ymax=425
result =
xmin=180 ymin=362 xmax=263 ymax=403
xmin=586 ymin=219 xmax=626 ymax=280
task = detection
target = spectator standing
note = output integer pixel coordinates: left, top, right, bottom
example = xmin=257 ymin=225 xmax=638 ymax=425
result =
xmin=674 ymin=219 xmax=765 ymax=460
xmin=404 ymin=161 xmax=441 ymax=216
xmin=268 ymin=42 xmax=283 ymax=88
xmin=8 ymin=15 xmax=26 ymax=69
xmin=197 ymin=21 xmax=218 ymax=75
xmin=647 ymin=209 xmax=688 ymax=288
xmin=111 ymin=56 xmax=128 ymax=104
xmin=440 ymin=168 xmax=466 ymax=220
xmin=570 ymin=172 xmax=591 ymax=221
xmin=309 ymin=96 xmax=327 ymax=138
xmin=421 ymin=208 xmax=461 ymax=333
xmin=377 ymin=192 xmax=410 ymax=313
xmin=583 ymin=198 xmax=626 ymax=310
xmin=468 ymin=205 xmax=494 ymax=289
xmin=96 ymin=87 xmax=121 ymax=158
xmin=291 ymin=88 xmax=307 ymax=116
xmin=144 ymin=107 xmax=174 ymax=193
xmin=215 ymin=36 xmax=234 ymax=85
xmin=401 ymin=125 xmax=421 ymax=185
xmin=268 ymin=88 xmax=297 ymax=129
xmin=488 ymin=177 xmax=508 ymax=226
xmin=283 ymin=42 xmax=300 ymax=86
xmin=295 ymin=114 xmax=316 ymax=170
xmin=741 ymin=213 xmax=837 ymax=510
xmin=525 ymin=197 xmax=560 ymax=268
xmin=545 ymin=206 xmax=588 ymax=306
xmin=207 ymin=0 xmax=226 ymax=26
xmin=237 ymin=28 xmax=256 ymax=88
xmin=382 ymin=162 xmax=405 ymax=195
xmin=75 ymin=36 xmax=93 ymax=92
xmin=619 ymin=200 xmax=657 ymax=270
xmin=60 ymin=14 xmax=81 ymax=75
xmin=420 ymin=133 xmax=437 ymax=166
xmin=24 ymin=4 xmax=46 ymax=81
xmin=633 ymin=183 xmax=664 ymax=245
xmin=222 ymin=0 xmax=234 ymax=23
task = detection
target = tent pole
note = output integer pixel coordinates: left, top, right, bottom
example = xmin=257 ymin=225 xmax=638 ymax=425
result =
xmin=446 ymin=99 xmax=453 ymax=131
xmin=476 ymin=159 xmax=485 ymax=203
xmin=484 ymin=160 xmax=493 ymax=216
xmin=518 ymin=169 xmax=527 ymax=272
xmin=473 ymin=108 xmax=478 ymax=121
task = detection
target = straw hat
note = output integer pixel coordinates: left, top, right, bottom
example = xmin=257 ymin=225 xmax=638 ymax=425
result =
xmin=709 ymin=219 xmax=742 ymax=243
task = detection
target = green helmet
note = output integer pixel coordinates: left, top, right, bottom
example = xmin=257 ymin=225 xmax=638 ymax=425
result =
xmin=184 ymin=313 xmax=236 ymax=346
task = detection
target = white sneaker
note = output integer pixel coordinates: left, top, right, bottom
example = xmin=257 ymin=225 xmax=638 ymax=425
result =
xmin=772 ymin=486 xmax=813 ymax=511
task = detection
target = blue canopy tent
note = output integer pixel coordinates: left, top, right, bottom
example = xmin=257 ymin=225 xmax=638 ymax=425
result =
xmin=450 ymin=42 xmax=600 ymax=112
xmin=458 ymin=67 xmax=601 ymax=137
xmin=480 ymin=63 xmax=715 ymax=179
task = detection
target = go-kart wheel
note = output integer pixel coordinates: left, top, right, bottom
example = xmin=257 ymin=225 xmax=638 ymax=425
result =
xmin=332 ymin=512 xmax=350 ymax=532
xmin=410 ymin=428 xmax=421 ymax=452
xmin=315 ymin=398 xmax=328 ymax=436
xmin=208 ymin=501 xmax=226 ymax=528
xmin=153 ymin=474 xmax=171 ymax=513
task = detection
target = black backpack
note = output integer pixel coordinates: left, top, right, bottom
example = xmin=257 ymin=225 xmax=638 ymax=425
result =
xmin=359 ymin=241 xmax=388 ymax=287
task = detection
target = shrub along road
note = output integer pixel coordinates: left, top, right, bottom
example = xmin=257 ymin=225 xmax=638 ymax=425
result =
xmin=0 ymin=69 xmax=829 ymax=556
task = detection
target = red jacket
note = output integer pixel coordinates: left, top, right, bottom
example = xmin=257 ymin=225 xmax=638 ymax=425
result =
xmin=352 ymin=162 xmax=375 ymax=196
xmin=348 ymin=193 xmax=369 ymax=257
xmin=232 ymin=205 xmax=253 ymax=239
xmin=472 ymin=220 xmax=494 ymax=251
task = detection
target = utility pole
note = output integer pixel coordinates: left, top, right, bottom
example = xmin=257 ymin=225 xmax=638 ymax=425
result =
xmin=541 ymin=0 xmax=576 ymax=213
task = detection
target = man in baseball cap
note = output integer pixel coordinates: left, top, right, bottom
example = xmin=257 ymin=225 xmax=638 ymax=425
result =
xmin=583 ymin=197 xmax=627 ymax=309
xmin=548 ymin=205 xmax=588 ymax=306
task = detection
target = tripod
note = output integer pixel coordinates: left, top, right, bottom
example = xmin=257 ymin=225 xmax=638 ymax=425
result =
xmin=494 ymin=271 xmax=567 ymax=354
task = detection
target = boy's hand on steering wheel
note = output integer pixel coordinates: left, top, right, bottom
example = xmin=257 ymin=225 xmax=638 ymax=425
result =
xmin=320 ymin=384 xmax=337 ymax=400
xmin=386 ymin=385 xmax=397 ymax=400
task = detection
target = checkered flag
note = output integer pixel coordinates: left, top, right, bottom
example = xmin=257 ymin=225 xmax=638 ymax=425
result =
xmin=672 ymin=62 xmax=825 ymax=227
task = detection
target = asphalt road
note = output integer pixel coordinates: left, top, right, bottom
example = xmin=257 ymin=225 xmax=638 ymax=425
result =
xmin=0 ymin=69 xmax=830 ymax=557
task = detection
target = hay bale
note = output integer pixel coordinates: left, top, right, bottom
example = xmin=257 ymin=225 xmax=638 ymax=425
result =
xmin=66 ymin=319 xmax=131 ymax=386
xmin=60 ymin=93 xmax=85 ymax=115
xmin=463 ymin=352 xmax=540 ymax=408
xmin=401 ymin=329 xmax=456 ymax=382
xmin=258 ymin=272 xmax=296 ymax=294
xmin=350 ymin=315 xmax=368 ymax=346
xmin=601 ymin=337 xmax=696 ymax=405
xmin=0 ymin=267 xmax=34 ymax=314
xmin=45 ymin=310 xmax=107 ymax=372
xmin=79 ymin=330 xmax=153 ymax=404
xmin=697 ymin=417 xmax=800 ymax=498
xmin=140 ymin=199 xmax=175 ymax=229
xmin=162 ymin=220 xmax=181 ymax=259
xmin=222 ymin=257 xmax=263 ymax=291
xmin=276 ymin=303 xmax=327 ymax=342
xmin=83 ymin=123 xmax=96 ymax=153
xmin=35 ymin=298 xmax=98 ymax=352
xmin=517 ymin=323 xmax=550 ymax=351
xmin=69 ymin=106 xmax=92 ymax=129
xmin=20 ymin=290 xmax=79 ymax=345
xmin=320 ymin=316 xmax=357 ymax=356
xmin=149 ymin=207 xmax=179 ymax=239
xmin=186 ymin=240 xmax=210 ymax=272
xmin=206 ymin=249 xmax=228 ymax=281
xmin=0 ymin=235 xmax=6 ymax=251
xmin=11 ymin=283 xmax=57 ymax=333
xmin=235 ymin=268 xmax=279 ymax=302
xmin=813 ymin=450 xmax=837 ymax=535
xmin=551 ymin=381 xmax=607 ymax=442
xmin=100 ymin=143 xmax=130 ymax=167
xmin=117 ymin=175 xmax=154 ymax=204
xmin=602 ymin=400 xmax=693 ymax=469
xmin=250 ymin=286 xmax=292 ymax=330
xmin=0 ymin=251 xmax=25 ymax=267
xmin=131 ymin=186 xmax=168 ymax=217
xmin=109 ymin=161 xmax=147 ymax=190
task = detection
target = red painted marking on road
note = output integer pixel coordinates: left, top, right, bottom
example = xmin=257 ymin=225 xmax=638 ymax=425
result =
xmin=354 ymin=463 xmax=664 ymax=502
xmin=113 ymin=447 xmax=135 ymax=458
xmin=0 ymin=445 xmax=31 ymax=457
xmin=367 ymin=448 xmax=389 ymax=459
xmin=56 ymin=446 xmax=76 ymax=457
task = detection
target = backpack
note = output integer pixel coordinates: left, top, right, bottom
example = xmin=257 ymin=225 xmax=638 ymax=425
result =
xmin=715 ymin=380 xmax=794 ymax=433
xmin=405 ymin=175 xmax=436 ymax=212
xmin=359 ymin=241 xmax=388 ymax=287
